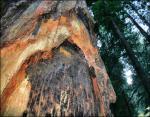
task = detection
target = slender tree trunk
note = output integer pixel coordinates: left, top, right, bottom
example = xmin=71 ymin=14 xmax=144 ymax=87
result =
xmin=126 ymin=12 xmax=150 ymax=44
xmin=129 ymin=3 xmax=150 ymax=29
xmin=122 ymin=90 xmax=132 ymax=117
xmin=111 ymin=18 xmax=150 ymax=98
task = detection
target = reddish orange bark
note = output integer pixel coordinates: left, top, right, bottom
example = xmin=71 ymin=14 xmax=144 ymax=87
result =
xmin=1 ymin=2 xmax=116 ymax=115
xmin=1 ymin=51 xmax=53 ymax=114
xmin=91 ymin=77 xmax=106 ymax=116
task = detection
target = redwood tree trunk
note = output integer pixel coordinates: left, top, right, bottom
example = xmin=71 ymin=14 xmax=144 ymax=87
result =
xmin=0 ymin=0 xmax=116 ymax=116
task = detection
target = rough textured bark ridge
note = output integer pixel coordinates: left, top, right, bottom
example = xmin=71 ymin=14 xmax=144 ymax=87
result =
xmin=0 ymin=0 xmax=116 ymax=116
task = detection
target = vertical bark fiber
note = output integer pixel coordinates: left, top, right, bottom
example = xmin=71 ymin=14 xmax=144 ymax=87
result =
xmin=0 ymin=0 xmax=116 ymax=116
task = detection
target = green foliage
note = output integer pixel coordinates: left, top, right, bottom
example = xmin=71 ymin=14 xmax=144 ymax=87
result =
xmin=0 ymin=0 xmax=6 ymax=16
xmin=88 ymin=0 xmax=150 ymax=116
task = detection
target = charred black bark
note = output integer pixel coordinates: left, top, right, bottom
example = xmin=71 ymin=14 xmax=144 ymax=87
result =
xmin=25 ymin=42 xmax=99 ymax=116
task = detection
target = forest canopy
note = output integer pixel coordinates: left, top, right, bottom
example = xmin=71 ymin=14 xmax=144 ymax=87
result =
xmin=87 ymin=0 xmax=150 ymax=116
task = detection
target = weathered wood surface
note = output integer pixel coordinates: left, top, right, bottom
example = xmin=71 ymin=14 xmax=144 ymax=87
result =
xmin=0 ymin=0 xmax=116 ymax=116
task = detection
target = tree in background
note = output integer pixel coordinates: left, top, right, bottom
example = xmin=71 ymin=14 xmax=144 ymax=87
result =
xmin=88 ymin=0 xmax=150 ymax=116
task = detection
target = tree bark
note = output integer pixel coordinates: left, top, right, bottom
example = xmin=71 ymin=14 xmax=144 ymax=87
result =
xmin=0 ymin=0 xmax=116 ymax=116
xmin=122 ymin=90 xmax=132 ymax=117
xmin=111 ymin=17 xmax=150 ymax=98
xmin=126 ymin=12 xmax=150 ymax=44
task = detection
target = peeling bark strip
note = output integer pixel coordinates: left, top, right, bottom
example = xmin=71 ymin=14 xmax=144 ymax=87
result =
xmin=0 ymin=0 xmax=116 ymax=116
